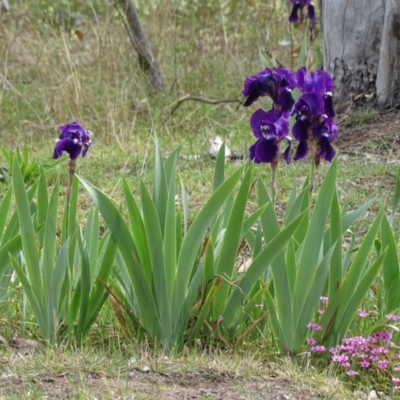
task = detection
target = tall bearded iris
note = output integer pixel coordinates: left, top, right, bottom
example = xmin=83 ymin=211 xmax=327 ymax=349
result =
xmin=53 ymin=121 xmax=92 ymax=198
xmin=249 ymin=109 xmax=291 ymax=165
xmin=53 ymin=121 xmax=91 ymax=160
xmin=242 ymin=68 xmax=296 ymax=113
xmin=292 ymin=67 xmax=337 ymax=166
xmin=288 ymin=0 xmax=317 ymax=24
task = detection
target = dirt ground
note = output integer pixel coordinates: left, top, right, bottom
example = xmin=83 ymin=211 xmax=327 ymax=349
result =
xmin=0 ymin=367 xmax=325 ymax=399
xmin=335 ymin=107 xmax=400 ymax=158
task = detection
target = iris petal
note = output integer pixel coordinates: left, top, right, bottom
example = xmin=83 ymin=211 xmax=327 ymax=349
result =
xmin=82 ymin=144 xmax=90 ymax=157
xmin=243 ymin=79 xmax=265 ymax=107
xmin=242 ymin=73 xmax=279 ymax=106
xmin=53 ymin=138 xmax=82 ymax=160
xmin=289 ymin=4 xmax=301 ymax=22
xmin=324 ymin=94 xmax=335 ymax=118
xmin=255 ymin=138 xmax=279 ymax=163
xmin=250 ymin=109 xmax=270 ymax=139
xmin=303 ymin=70 xmax=333 ymax=94
xmin=294 ymin=140 xmax=309 ymax=161
xmin=330 ymin=122 xmax=339 ymax=140
xmin=282 ymin=138 xmax=292 ymax=164
xmin=278 ymin=90 xmax=295 ymax=113
xmin=295 ymin=67 xmax=307 ymax=91
xmin=249 ymin=142 xmax=260 ymax=163
xmin=296 ymin=92 xmax=325 ymax=116
xmin=272 ymin=113 xmax=290 ymax=138
xmin=316 ymin=118 xmax=338 ymax=141
xmin=58 ymin=121 xmax=89 ymax=142
xmin=307 ymin=3 xmax=317 ymax=23
xmin=263 ymin=75 xmax=280 ymax=103
xmin=319 ymin=136 xmax=336 ymax=162
xmin=292 ymin=117 xmax=310 ymax=141
xmin=322 ymin=72 xmax=334 ymax=92
xmin=276 ymin=68 xmax=297 ymax=90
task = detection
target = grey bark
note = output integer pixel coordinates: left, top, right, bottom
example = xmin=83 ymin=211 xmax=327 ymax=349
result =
xmin=118 ymin=0 xmax=165 ymax=92
xmin=322 ymin=0 xmax=400 ymax=106
xmin=322 ymin=0 xmax=384 ymax=101
xmin=376 ymin=0 xmax=400 ymax=106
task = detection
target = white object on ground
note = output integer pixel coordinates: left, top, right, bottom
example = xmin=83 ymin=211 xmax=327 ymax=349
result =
xmin=208 ymin=136 xmax=231 ymax=158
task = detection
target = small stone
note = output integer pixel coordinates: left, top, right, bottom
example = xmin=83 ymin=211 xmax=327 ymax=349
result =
xmin=368 ymin=390 xmax=379 ymax=400
xmin=208 ymin=136 xmax=231 ymax=159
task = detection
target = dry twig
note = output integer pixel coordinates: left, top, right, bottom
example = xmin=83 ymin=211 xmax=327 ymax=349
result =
xmin=164 ymin=94 xmax=242 ymax=123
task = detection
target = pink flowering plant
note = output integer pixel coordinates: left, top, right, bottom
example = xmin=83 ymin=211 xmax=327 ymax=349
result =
xmin=306 ymin=313 xmax=400 ymax=394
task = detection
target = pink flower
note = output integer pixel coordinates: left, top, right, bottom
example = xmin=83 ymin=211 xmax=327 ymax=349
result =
xmin=329 ymin=347 xmax=339 ymax=354
xmin=371 ymin=347 xmax=389 ymax=355
xmin=377 ymin=360 xmax=389 ymax=369
xmin=392 ymin=377 xmax=400 ymax=383
xmin=307 ymin=338 xmax=316 ymax=345
xmin=394 ymin=366 xmax=400 ymax=372
xmin=386 ymin=314 xmax=399 ymax=321
xmin=341 ymin=362 xmax=351 ymax=368
xmin=319 ymin=296 xmax=328 ymax=304
xmin=359 ymin=361 xmax=370 ymax=368
xmin=332 ymin=355 xmax=349 ymax=363
xmin=394 ymin=386 xmax=400 ymax=391
xmin=373 ymin=330 xmax=392 ymax=341
xmin=382 ymin=330 xmax=393 ymax=341
xmin=360 ymin=344 xmax=370 ymax=352
xmin=346 ymin=370 xmax=359 ymax=376
xmin=307 ymin=323 xmax=322 ymax=331
xmin=357 ymin=309 xmax=369 ymax=318
xmin=311 ymin=345 xmax=326 ymax=352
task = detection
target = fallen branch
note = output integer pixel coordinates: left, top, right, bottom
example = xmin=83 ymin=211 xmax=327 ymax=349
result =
xmin=164 ymin=94 xmax=242 ymax=123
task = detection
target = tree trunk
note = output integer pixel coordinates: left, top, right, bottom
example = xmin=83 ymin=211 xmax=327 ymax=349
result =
xmin=322 ymin=0 xmax=400 ymax=107
xmin=376 ymin=0 xmax=400 ymax=107
xmin=118 ymin=0 xmax=165 ymax=93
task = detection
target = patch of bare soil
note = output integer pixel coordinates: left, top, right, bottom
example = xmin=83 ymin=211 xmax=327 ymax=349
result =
xmin=0 ymin=369 xmax=323 ymax=399
xmin=335 ymin=108 xmax=400 ymax=159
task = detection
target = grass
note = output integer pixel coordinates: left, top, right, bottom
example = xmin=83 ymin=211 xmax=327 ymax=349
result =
xmin=0 ymin=344 xmax=360 ymax=399
xmin=1 ymin=1 xmax=400 ymax=398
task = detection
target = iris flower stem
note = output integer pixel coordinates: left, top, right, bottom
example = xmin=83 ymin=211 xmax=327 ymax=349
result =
xmin=65 ymin=159 xmax=77 ymax=237
xmin=270 ymin=164 xmax=277 ymax=206
xmin=309 ymin=160 xmax=316 ymax=192
xmin=66 ymin=159 xmax=77 ymax=199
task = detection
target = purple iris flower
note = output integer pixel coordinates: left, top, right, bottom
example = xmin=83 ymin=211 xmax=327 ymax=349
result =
xmin=292 ymin=67 xmax=337 ymax=165
xmin=53 ymin=121 xmax=91 ymax=160
xmin=289 ymin=0 xmax=317 ymax=24
xmin=242 ymin=68 xmax=296 ymax=113
xmin=249 ymin=109 xmax=291 ymax=164
xmin=296 ymin=67 xmax=335 ymax=118
xmin=293 ymin=117 xmax=337 ymax=163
